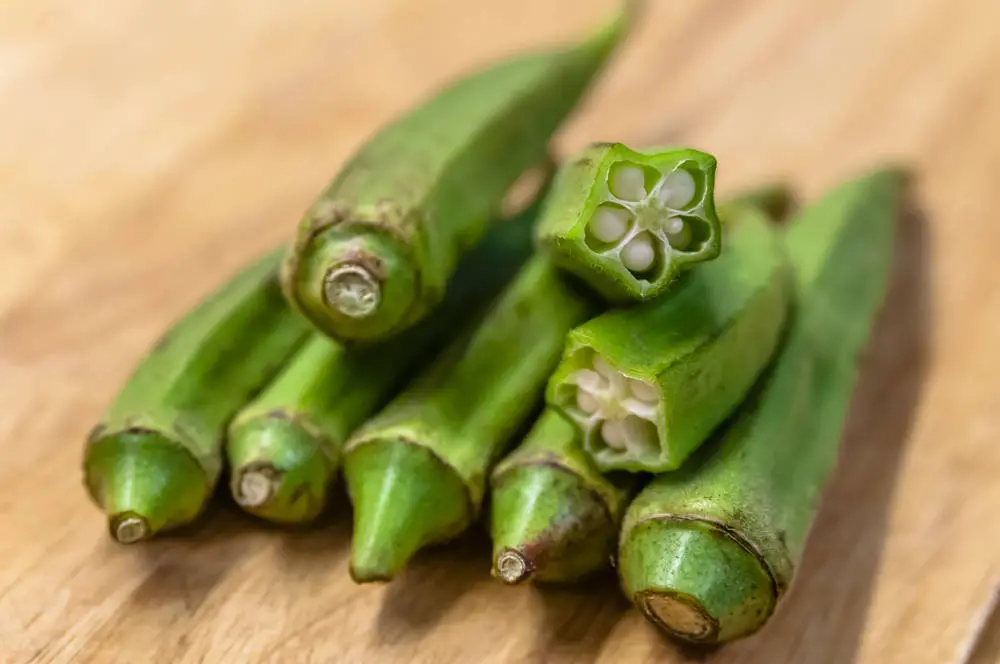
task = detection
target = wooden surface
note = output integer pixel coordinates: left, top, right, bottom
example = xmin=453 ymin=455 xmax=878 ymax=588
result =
xmin=1 ymin=1 xmax=999 ymax=662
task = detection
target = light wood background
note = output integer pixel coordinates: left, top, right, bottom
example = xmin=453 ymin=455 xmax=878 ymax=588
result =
xmin=2 ymin=1 xmax=999 ymax=662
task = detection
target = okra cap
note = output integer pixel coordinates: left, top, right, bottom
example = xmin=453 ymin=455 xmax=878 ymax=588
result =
xmin=83 ymin=429 xmax=209 ymax=543
xmin=285 ymin=225 xmax=418 ymax=343
xmin=227 ymin=415 xmax=334 ymax=524
xmin=618 ymin=516 xmax=776 ymax=644
xmin=345 ymin=438 xmax=471 ymax=583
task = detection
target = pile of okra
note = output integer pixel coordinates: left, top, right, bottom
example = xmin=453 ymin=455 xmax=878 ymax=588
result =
xmin=83 ymin=3 xmax=906 ymax=646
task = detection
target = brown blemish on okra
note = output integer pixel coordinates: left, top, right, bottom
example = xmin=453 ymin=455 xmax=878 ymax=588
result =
xmin=618 ymin=168 xmax=906 ymax=644
xmin=282 ymin=7 xmax=632 ymax=342
xmin=489 ymin=409 xmax=637 ymax=585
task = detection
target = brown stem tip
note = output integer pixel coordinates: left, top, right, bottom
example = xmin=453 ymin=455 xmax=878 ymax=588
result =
xmin=494 ymin=548 xmax=534 ymax=585
xmin=235 ymin=468 xmax=278 ymax=508
xmin=111 ymin=514 xmax=151 ymax=545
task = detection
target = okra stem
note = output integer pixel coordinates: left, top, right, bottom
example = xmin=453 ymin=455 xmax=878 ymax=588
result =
xmin=343 ymin=257 xmax=600 ymax=582
xmin=617 ymin=168 xmax=906 ymax=643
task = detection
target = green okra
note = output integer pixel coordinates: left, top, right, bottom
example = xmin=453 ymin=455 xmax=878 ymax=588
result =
xmin=547 ymin=201 xmax=792 ymax=473
xmin=343 ymin=256 xmax=600 ymax=583
xmin=489 ymin=409 xmax=639 ymax=585
xmin=281 ymin=7 xmax=633 ymax=343
xmin=83 ymin=250 xmax=312 ymax=543
xmin=617 ymin=168 xmax=905 ymax=644
xmin=226 ymin=194 xmax=545 ymax=523
xmin=536 ymin=142 xmax=722 ymax=303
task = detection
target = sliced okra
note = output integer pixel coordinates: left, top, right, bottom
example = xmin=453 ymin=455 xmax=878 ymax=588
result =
xmin=537 ymin=143 xmax=722 ymax=303
xmin=547 ymin=201 xmax=791 ymax=472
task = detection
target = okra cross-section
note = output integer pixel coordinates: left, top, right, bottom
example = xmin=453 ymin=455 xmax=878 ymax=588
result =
xmin=537 ymin=143 xmax=722 ymax=303
xmin=547 ymin=202 xmax=791 ymax=473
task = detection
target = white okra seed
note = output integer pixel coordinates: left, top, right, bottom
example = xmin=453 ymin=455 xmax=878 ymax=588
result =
xmin=576 ymin=388 xmax=601 ymax=415
xmin=657 ymin=169 xmax=696 ymax=208
xmin=665 ymin=216 xmax=692 ymax=250
xmin=621 ymin=232 xmax=656 ymax=273
xmin=628 ymin=378 xmax=659 ymax=403
xmin=592 ymin=355 xmax=617 ymax=379
xmin=609 ymin=166 xmax=647 ymax=201
xmin=590 ymin=205 xmax=630 ymax=243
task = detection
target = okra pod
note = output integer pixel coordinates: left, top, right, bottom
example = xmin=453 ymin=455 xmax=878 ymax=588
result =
xmin=343 ymin=257 xmax=599 ymax=582
xmin=547 ymin=202 xmax=792 ymax=472
xmin=226 ymin=194 xmax=545 ymax=523
xmin=489 ymin=409 xmax=638 ymax=585
xmin=281 ymin=7 xmax=632 ymax=343
xmin=536 ymin=142 xmax=722 ymax=302
xmin=83 ymin=251 xmax=311 ymax=543
xmin=617 ymin=168 xmax=905 ymax=644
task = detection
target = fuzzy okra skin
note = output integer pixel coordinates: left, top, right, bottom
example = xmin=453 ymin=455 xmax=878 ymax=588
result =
xmin=489 ymin=409 xmax=639 ymax=585
xmin=281 ymin=8 xmax=632 ymax=344
xmin=83 ymin=250 xmax=312 ymax=543
xmin=343 ymin=257 xmax=600 ymax=583
xmin=226 ymin=195 xmax=544 ymax=523
xmin=547 ymin=202 xmax=792 ymax=473
xmin=536 ymin=142 xmax=722 ymax=303
xmin=618 ymin=168 xmax=905 ymax=644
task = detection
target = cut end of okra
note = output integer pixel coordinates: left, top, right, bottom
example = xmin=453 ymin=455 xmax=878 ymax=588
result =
xmin=284 ymin=227 xmax=419 ymax=343
xmin=494 ymin=548 xmax=533 ymax=585
xmin=619 ymin=516 xmax=777 ymax=644
xmin=585 ymin=161 xmax=716 ymax=284
xmin=233 ymin=465 xmax=279 ymax=508
xmin=226 ymin=416 xmax=333 ymax=524
xmin=555 ymin=352 xmax=665 ymax=470
xmin=110 ymin=513 xmax=151 ymax=545
xmin=539 ymin=145 xmax=720 ymax=303
xmin=344 ymin=439 xmax=472 ymax=583
xmin=83 ymin=429 xmax=211 ymax=543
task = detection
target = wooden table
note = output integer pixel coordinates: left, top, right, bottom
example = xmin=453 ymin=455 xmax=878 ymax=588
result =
xmin=2 ymin=1 xmax=999 ymax=662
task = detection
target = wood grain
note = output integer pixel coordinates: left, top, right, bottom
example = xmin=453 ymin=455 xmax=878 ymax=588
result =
xmin=1 ymin=0 xmax=999 ymax=662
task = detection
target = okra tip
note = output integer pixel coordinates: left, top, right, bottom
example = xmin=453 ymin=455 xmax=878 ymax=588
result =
xmin=232 ymin=464 xmax=279 ymax=508
xmin=109 ymin=512 xmax=151 ymax=545
xmin=285 ymin=228 xmax=418 ymax=342
xmin=619 ymin=517 xmax=776 ymax=644
xmin=493 ymin=548 xmax=533 ymax=585
xmin=344 ymin=439 xmax=471 ymax=583
xmin=84 ymin=429 xmax=210 ymax=543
